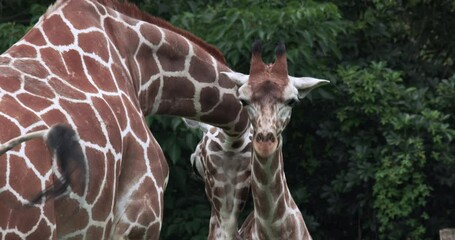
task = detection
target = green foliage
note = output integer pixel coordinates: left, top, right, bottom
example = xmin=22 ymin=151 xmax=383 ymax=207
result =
xmin=336 ymin=62 xmax=455 ymax=239
xmin=170 ymin=0 xmax=345 ymax=75
xmin=0 ymin=22 xmax=28 ymax=53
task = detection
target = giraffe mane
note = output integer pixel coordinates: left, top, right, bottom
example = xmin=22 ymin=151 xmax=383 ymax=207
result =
xmin=95 ymin=0 xmax=227 ymax=64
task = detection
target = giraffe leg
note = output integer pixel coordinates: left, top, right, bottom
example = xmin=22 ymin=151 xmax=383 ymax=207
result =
xmin=112 ymin=131 xmax=169 ymax=240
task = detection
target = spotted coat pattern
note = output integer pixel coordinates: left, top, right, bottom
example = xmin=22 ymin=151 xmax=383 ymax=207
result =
xmin=0 ymin=0 xmax=249 ymax=239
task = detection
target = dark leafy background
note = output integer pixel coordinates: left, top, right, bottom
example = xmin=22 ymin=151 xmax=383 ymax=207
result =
xmin=1 ymin=0 xmax=454 ymax=239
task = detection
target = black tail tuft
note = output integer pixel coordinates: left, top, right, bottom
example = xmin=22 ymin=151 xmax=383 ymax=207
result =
xmin=31 ymin=124 xmax=86 ymax=204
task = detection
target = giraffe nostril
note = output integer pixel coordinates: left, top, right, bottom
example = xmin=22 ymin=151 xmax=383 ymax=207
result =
xmin=256 ymin=133 xmax=264 ymax=142
xmin=256 ymin=133 xmax=275 ymax=143
xmin=266 ymin=133 xmax=275 ymax=142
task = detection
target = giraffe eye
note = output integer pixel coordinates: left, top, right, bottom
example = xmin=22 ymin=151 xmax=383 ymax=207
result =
xmin=240 ymin=98 xmax=250 ymax=107
xmin=285 ymin=98 xmax=299 ymax=107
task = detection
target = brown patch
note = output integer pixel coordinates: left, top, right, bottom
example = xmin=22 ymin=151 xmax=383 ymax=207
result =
xmin=9 ymin=155 xmax=43 ymax=201
xmin=147 ymin=137 xmax=168 ymax=189
xmin=103 ymin=17 xmax=139 ymax=59
xmin=103 ymin=95 xmax=128 ymax=130
xmin=8 ymin=44 xmax=37 ymax=58
xmin=63 ymin=1 xmax=101 ymax=30
xmin=0 ymin=56 xmax=11 ymax=64
xmin=0 ymin=96 xmax=41 ymax=128
xmin=234 ymin=111 xmax=249 ymax=133
xmin=212 ymin=197 xmax=222 ymax=211
xmin=139 ymin=24 xmax=162 ymax=46
xmin=91 ymin=97 xmax=123 ymax=151
xmin=23 ymin=137 xmax=51 ymax=176
xmin=48 ymin=77 xmax=87 ymax=100
xmin=91 ymin=152 xmax=115 ymax=221
xmin=40 ymin=47 xmax=69 ymax=78
xmin=84 ymin=56 xmax=117 ymax=92
xmin=214 ymin=171 xmax=227 ymax=182
xmin=273 ymin=196 xmax=287 ymax=222
xmin=209 ymin=154 xmax=223 ymax=167
xmin=62 ymin=50 xmax=99 ymax=93
xmin=127 ymin=227 xmax=146 ymax=239
xmin=136 ymin=44 xmax=159 ymax=83
xmin=124 ymin=101 xmax=147 ymax=142
xmin=200 ymin=94 xmax=241 ymax=125
xmin=156 ymin=76 xmax=196 ymax=116
xmin=79 ymin=32 xmax=109 ymax=62
xmin=0 ymin=156 xmax=5 ymax=187
xmin=0 ymin=191 xmax=41 ymax=232
xmin=42 ymin=15 xmax=74 ymax=46
xmin=86 ymin=226 xmax=104 ymax=240
xmin=94 ymin=1 xmax=107 ymax=15
xmin=84 ymin=148 xmax=106 ymax=204
xmin=40 ymin=109 xmax=69 ymax=125
xmin=208 ymin=141 xmax=222 ymax=152
xmin=0 ymin=76 xmax=21 ymax=93
xmin=136 ymin=178 xmax=161 ymax=225
xmin=189 ymin=49 xmax=216 ymax=83
xmin=218 ymin=69 xmax=236 ymax=88
xmin=4 ymin=233 xmax=22 ymax=240
xmin=55 ymin=198 xmax=89 ymax=235
xmin=26 ymin=218 xmax=53 ymax=240
xmin=235 ymin=185 xmax=250 ymax=199
xmin=231 ymin=139 xmax=244 ymax=149
xmin=13 ymin=60 xmax=49 ymax=79
xmin=24 ymin=28 xmax=46 ymax=46
xmin=59 ymin=99 xmax=107 ymax=146
xmin=140 ymin=80 xmax=160 ymax=115
xmin=156 ymin=41 xmax=186 ymax=72
xmin=117 ymin=139 xmax=147 ymax=203
xmin=144 ymin=222 xmax=160 ymax=239
xmin=23 ymin=76 xmax=55 ymax=99
xmin=200 ymin=87 xmax=219 ymax=112
xmin=0 ymin=66 xmax=19 ymax=76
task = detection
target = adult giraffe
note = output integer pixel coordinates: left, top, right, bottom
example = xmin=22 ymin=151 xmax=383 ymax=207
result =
xmin=193 ymin=40 xmax=329 ymax=239
xmin=0 ymin=0 xmax=250 ymax=239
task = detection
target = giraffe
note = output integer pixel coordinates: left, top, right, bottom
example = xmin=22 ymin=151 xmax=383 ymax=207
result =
xmin=184 ymin=119 xmax=252 ymax=240
xmin=0 ymin=0 xmax=250 ymax=239
xmin=220 ymin=40 xmax=329 ymax=239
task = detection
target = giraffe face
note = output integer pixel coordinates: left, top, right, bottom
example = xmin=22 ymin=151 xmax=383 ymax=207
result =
xmin=237 ymin=78 xmax=298 ymax=158
xmin=221 ymin=41 xmax=329 ymax=158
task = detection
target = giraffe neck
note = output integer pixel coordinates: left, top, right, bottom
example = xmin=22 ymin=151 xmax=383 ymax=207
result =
xmin=21 ymin=0 xmax=248 ymax=135
xmin=250 ymin=136 xmax=302 ymax=238
xmin=96 ymin=0 xmax=248 ymax=135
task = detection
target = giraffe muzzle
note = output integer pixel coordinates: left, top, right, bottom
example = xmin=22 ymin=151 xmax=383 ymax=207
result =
xmin=255 ymin=132 xmax=276 ymax=143
xmin=253 ymin=132 xmax=278 ymax=158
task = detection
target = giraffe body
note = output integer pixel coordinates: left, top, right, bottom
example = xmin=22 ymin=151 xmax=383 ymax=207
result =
xmin=221 ymin=40 xmax=329 ymax=239
xmin=0 ymin=0 xmax=250 ymax=239
xmin=185 ymin=119 xmax=252 ymax=240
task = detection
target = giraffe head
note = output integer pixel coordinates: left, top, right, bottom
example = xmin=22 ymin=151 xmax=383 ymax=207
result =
xmin=222 ymin=40 xmax=329 ymax=158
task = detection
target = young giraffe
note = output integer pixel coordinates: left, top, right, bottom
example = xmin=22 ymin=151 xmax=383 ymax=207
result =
xmin=0 ymin=0 xmax=250 ymax=239
xmin=222 ymin=40 xmax=329 ymax=239
xmin=185 ymin=119 xmax=252 ymax=240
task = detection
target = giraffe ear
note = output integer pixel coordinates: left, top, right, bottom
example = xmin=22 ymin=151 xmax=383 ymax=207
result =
xmin=220 ymin=72 xmax=249 ymax=86
xmin=290 ymin=76 xmax=330 ymax=99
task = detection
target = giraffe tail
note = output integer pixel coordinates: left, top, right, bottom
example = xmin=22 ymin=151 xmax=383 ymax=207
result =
xmin=0 ymin=124 xmax=86 ymax=204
